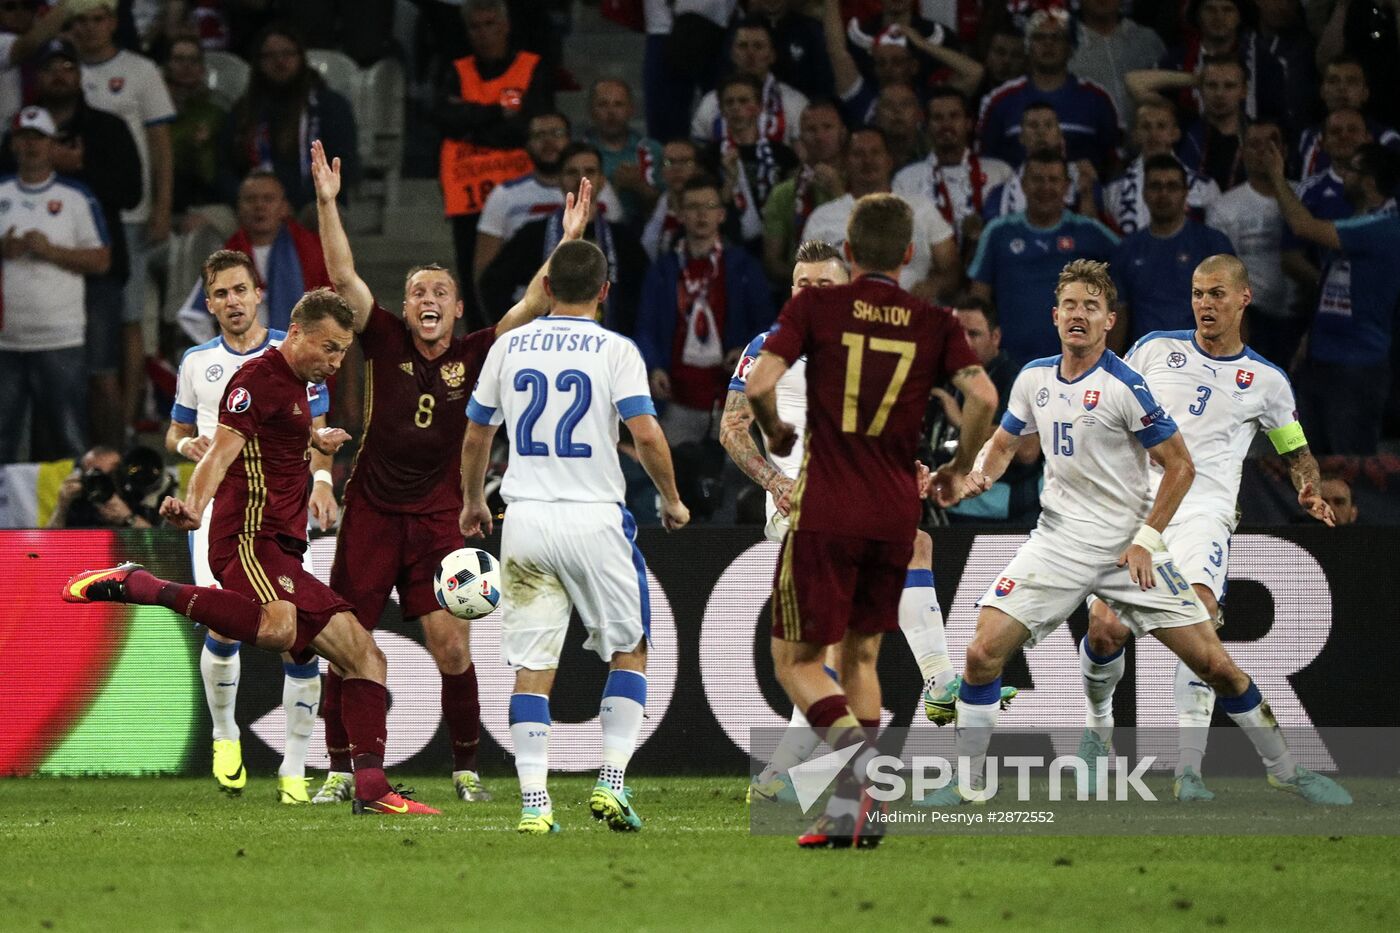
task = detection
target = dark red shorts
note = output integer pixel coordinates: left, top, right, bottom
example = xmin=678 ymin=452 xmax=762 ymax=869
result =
xmin=210 ymin=534 xmax=354 ymax=657
xmin=770 ymin=530 xmax=913 ymax=645
xmin=330 ymin=498 xmax=462 ymax=627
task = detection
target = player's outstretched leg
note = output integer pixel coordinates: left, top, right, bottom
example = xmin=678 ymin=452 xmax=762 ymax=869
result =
xmin=592 ymin=655 xmax=647 ymax=832
xmin=1154 ymin=623 xmax=1351 ymax=806
xmin=509 ymin=691 xmax=558 ymax=834
xmin=312 ymin=669 xmax=355 ymax=803
xmin=199 ymin=633 xmax=246 ymax=796
xmin=747 ymin=662 xmax=836 ymax=806
xmin=66 ymin=564 xmax=268 ymax=640
xmin=1173 ymin=658 xmax=1216 ymax=802
xmin=422 ymin=610 xmax=491 ymax=802
xmin=278 ymin=658 xmax=321 ymax=804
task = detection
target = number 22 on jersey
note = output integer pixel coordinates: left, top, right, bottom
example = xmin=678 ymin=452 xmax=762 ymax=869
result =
xmin=513 ymin=368 xmax=593 ymax=458
xmin=840 ymin=333 xmax=916 ymax=436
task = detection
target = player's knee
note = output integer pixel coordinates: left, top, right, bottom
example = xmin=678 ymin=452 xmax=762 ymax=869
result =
xmin=256 ymin=605 xmax=295 ymax=652
xmin=908 ymin=530 xmax=933 ymax=569
xmin=1195 ymin=651 xmax=1244 ymax=692
xmin=964 ymin=639 xmax=1002 ymax=680
xmin=1085 ymin=625 xmax=1125 ymax=658
xmin=428 ymin=631 xmax=471 ymax=674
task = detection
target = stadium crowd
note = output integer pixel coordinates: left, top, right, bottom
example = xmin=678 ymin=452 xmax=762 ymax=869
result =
xmin=1 ymin=0 xmax=1396 ymax=527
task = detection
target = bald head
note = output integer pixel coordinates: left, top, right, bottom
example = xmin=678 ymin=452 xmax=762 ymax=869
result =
xmin=1196 ymin=254 xmax=1249 ymax=290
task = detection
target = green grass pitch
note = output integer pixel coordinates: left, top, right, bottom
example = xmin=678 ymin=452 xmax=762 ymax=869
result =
xmin=2 ymin=776 xmax=1398 ymax=932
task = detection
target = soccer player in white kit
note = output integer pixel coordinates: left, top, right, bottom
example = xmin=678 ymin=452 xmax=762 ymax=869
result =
xmin=721 ymin=240 xmax=1012 ymax=805
xmin=166 ymin=249 xmax=338 ymax=803
xmin=929 ymin=259 xmax=1349 ymax=806
xmin=460 ymin=239 xmax=690 ymax=835
xmin=1078 ymin=254 xmax=1338 ymax=802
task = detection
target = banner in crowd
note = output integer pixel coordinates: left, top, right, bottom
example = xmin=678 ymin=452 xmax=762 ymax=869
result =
xmin=0 ymin=526 xmax=1392 ymax=778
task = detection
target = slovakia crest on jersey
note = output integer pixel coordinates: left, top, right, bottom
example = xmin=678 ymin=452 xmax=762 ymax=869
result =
xmin=1236 ymin=369 xmax=1254 ymax=390
xmin=226 ymin=387 xmax=251 ymax=413
xmin=995 ymin=577 xmax=1016 ymax=597
xmin=1083 ymin=389 xmax=1100 ymax=411
xmin=47 ymin=199 xmax=62 ymax=215
xmin=108 ymin=76 xmax=125 ymax=93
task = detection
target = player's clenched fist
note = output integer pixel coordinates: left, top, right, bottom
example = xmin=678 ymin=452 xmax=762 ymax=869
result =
xmin=765 ymin=421 xmax=797 ymax=458
xmin=310 ymin=426 xmax=351 ymax=455
xmin=159 ymin=496 xmax=201 ymax=530
xmin=459 ymin=499 xmax=493 ymax=538
xmin=660 ymin=498 xmax=690 ymax=532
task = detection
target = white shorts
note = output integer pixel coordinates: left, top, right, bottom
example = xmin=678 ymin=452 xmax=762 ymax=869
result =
xmin=1163 ymin=512 xmax=1232 ymax=603
xmin=979 ymin=523 xmax=1211 ymax=648
xmin=499 ymin=500 xmax=650 ymax=671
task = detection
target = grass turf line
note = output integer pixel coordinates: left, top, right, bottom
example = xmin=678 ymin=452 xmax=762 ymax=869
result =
xmin=1 ymin=776 xmax=1397 ymax=932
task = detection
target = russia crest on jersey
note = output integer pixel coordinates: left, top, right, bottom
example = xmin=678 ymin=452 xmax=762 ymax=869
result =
xmin=226 ymin=387 xmax=251 ymax=413
xmin=1236 ymin=369 xmax=1254 ymax=390
xmin=995 ymin=577 xmax=1016 ymax=597
xmin=1083 ymin=389 xmax=1100 ymax=411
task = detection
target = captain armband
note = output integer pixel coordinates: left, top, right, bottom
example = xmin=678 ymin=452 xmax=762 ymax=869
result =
xmin=1267 ymin=421 xmax=1307 ymax=455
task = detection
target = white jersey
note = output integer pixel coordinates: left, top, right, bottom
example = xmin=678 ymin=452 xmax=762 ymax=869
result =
xmin=468 ymin=316 xmax=655 ymax=505
xmin=171 ymin=330 xmax=329 ymax=438
xmin=802 ymin=192 xmax=953 ymax=291
xmin=1105 ymin=155 xmax=1220 ymax=236
xmin=690 ymin=75 xmax=807 ymax=146
xmin=477 ymin=174 xmax=627 ymax=240
xmin=1002 ymin=351 xmax=1178 ymax=550
xmin=728 ymin=329 xmax=807 ymax=480
xmin=892 ymin=152 xmax=1013 ymax=241
xmin=0 ymin=173 xmax=108 ymax=352
xmin=1204 ymin=183 xmax=1295 ymax=317
xmin=80 ymin=49 xmax=176 ymax=224
xmin=1127 ymin=331 xmax=1299 ymax=524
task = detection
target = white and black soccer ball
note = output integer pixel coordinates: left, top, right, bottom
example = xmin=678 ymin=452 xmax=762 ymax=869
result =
xmin=433 ymin=548 xmax=502 ymax=620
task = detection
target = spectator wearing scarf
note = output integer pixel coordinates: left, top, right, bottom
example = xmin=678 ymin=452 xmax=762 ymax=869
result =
xmin=636 ymin=176 xmax=774 ymax=445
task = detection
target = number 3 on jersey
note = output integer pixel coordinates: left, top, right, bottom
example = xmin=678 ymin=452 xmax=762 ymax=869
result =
xmin=514 ymin=368 xmax=593 ymax=458
xmin=840 ymin=333 xmax=915 ymax=436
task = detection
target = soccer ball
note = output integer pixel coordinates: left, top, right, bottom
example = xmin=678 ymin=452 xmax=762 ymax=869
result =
xmin=434 ymin=548 xmax=502 ymax=620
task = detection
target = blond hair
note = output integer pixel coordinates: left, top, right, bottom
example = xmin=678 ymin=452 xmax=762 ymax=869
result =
xmin=1055 ymin=259 xmax=1117 ymax=307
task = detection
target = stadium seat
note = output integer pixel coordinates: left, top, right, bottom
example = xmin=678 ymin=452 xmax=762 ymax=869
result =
xmin=306 ymin=49 xmax=363 ymax=111
xmin=359 ymin=58 xmax=406 ymax=208
xmin=203 ymin=50 xmax=250 ymax=107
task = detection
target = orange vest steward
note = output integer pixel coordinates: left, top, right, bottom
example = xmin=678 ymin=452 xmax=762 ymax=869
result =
xmin=439 ymin=51 xmax=540 ymax=217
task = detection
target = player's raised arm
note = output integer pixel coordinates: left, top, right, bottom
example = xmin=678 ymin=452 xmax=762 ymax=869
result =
xmin=311 ymin=139 xmax=375 ymax=331
xmin=1121 ymin=430 xmax=1196 ymax=588
xmin=1264 ymin=140 xmax=1342 ymax=251
xmin=162 ymin=425 xmax=247 ymax=530
xmin=494 ymin=178 xmax=594 ymax=336
xmin=626 ymin=413 xmax=690 ymax=531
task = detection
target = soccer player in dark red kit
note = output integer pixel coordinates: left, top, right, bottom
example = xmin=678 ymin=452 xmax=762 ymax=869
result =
xmin=307 ymin=140 xmax=593 ymax=804
xmin=745 ymin=193 xmax=998 ymax=848
xmin=63 ymin=289 xmax=437 ymax=815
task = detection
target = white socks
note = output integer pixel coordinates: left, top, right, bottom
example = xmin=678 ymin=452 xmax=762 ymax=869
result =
xmin=765 ymin=705 xmax=821 ymax=776
xmin=200 ymin=635 xmax=241 ymax=741
xmin=899 ymin=569 xmax=954 ymax=687
xmin=1219 ymin=680 xmax=1296 ymax=781
xmin=1079 ymin=638 xmax=1124 ymax=738
xmin=599 ymin=670 xmax=647 ymax=792
xmin=1174 ymin=658 xmax=1215 ymax=777
xmin=953 ymin=679 xmax=1004 ymax=789
xmin=509 ymin=693 xmax=552 ymax=812
xmin=280 ymin=660 xmax=321 ymax=779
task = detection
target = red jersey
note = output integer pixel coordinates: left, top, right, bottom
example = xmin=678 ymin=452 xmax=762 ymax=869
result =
xmin=345 ymin=303 xmax=495 ymax=514
xmin=763 ymin=274 xmax=979 ymax=542
xmin=212 ymin=348 xmax=319 ymax=547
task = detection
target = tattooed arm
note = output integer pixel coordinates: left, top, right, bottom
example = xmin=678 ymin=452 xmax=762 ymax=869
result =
xmin=1285 ymin=446 xmax=1336 ymax=526
xmin=719 ymin=389 xmax=795 ymax=514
